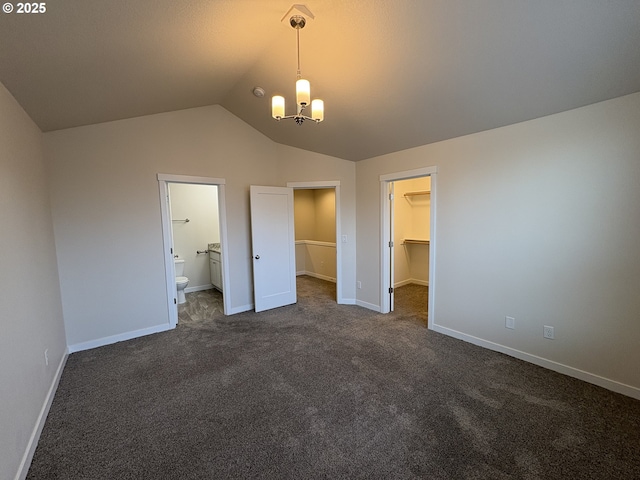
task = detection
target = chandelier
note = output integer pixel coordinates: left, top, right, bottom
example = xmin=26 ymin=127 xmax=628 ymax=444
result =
xmin=271 ymin=12 xmax=324 ymax=125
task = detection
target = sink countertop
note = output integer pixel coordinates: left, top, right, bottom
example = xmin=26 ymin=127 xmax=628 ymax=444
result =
xmin=208 ymin=243 xmax=221 ymax=253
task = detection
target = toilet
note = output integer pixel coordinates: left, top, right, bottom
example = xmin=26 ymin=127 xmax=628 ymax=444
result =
xmin=174 ymin=258 xmax=189 ymax=304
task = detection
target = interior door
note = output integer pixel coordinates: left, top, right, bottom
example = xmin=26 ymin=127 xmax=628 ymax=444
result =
xmin=250 ymin=185 xmax=297 ymax=312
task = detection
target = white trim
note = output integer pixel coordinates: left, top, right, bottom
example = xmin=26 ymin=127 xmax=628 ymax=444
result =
xmin=157 ymin=173 xmax=226 ymax=185
xmin=158 ymin=180 xmax=178 ymax=326
xmin=15 ymin=351 xmax=68 ymax=480
xmin=217 ymin=184 xmax=231 ymax=315
xmin=381 ymin=181 xmax=391 ymax=313
xmin=379 ymin=166 xmax=437 ymax=182
xmin=297 ymin=271 xmax=336 ymax=283
xmin=158 ymin=174 xmax=231 ymax=321
xmin=341 ymin=298 xmax=357 ymax=305
xmin=287 ymin=181 xmax=344 ymax=305
xmin=288 ymin=180 xmax=340 ymax=188
xmin=67 ymin=323 xmax=174 ymax=354
xmin=184 ymin=284 xmax=214 ymax=294
xmin=356 ymin=299 xmax=381 ymax=312
xmin=394 ymin=278 xmax=429 ymax=288
xmin=431 ymin=324 xmax=640 ymax=400
xmin=295 ymin=239 xmax=337 ymax=248
xmin=428 ymin=173 xmax=437 ymax=330
xmin=379 ymin=166 xmax=438 ymax=328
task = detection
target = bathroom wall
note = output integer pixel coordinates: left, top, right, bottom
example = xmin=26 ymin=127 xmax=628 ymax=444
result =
xmin=0 ymin=82 xmax=67 ymax=480
xmin=356 ymin=93 xmax=640 ymax=396
xmin=169 ymin=183 xmax=219 ymax=291
xmin=393 ymin=177 xmax=430 ymax=286
xmin=294 ymin=188 xmax=337 ymax=282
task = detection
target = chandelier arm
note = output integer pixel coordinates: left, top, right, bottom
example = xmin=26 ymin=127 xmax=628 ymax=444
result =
xmin=274 ymin=113 xmax=319 ymax=124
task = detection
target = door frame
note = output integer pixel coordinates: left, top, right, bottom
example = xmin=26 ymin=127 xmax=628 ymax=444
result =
xmin=158 ymin=174 xmax=230 ymax=327
xmin=287 ymin=181 xmax=344 ymax=304
xmin=380 ymin=167 xmax=437 ymax=328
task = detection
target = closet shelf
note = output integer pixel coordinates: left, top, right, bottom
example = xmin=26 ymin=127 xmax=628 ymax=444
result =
xmin=403 ymin=190 xmax=430 ymax=197
xmin=402 ymin=238 xmax=430 ymax=245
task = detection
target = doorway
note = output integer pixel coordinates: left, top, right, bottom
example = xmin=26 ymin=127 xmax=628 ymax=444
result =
xmin=158 ymin=174 xmax=230 ymax=326
xmin=288 ymin=181 xmax=343 ymax=304
xmin=380 ymin=167 xmax=437 ymax=328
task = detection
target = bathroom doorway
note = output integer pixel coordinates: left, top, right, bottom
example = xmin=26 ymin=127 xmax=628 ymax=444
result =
xmin=380 ymin=167 xmax=437 ymax=328
xmin=158 ymin=174 xmax=230 ymax=327
xmin=288 ymin=181 xmax=343 ymax=304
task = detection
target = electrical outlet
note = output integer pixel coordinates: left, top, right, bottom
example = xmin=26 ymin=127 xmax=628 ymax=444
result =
xmin=505 ymin=316 xmax=515 ymax=329
xmin=342 ymin=235 xmax=348 ymax=243
xmin=543 ymin=325 xmax=555 ymax=339
xmin=44 ymin=349 xmax=49 ymax=366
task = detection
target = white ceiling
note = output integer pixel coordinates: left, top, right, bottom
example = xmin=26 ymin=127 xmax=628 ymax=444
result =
xmin=1 ymin=0 xmax=639 ymax=161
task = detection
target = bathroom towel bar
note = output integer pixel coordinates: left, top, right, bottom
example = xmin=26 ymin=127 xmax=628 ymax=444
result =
xmin=172 ymin=218 xmax=190 ymax=223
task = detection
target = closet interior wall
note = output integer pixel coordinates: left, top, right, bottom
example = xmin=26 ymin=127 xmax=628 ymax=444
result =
xmin=394 ymin=177 xmax=431 ymax=287
xmin=293 ymin=189 xmax=337 ymax=283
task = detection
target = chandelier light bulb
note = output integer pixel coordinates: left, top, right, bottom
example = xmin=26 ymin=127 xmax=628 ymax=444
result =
xmin=296 ymin=79 xmax=311 ymax=106
xmin=272 ymin=95 xmax=285 ymax=120
xmin=311 ymin=99 xmax=324 ymax=122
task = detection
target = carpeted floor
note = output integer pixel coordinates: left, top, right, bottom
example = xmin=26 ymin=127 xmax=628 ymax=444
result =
xmin=27 ymin=276 xmax=640 ymax=479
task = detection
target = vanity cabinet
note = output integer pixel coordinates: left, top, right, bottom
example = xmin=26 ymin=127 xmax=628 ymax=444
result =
xmin=209 ymin=251 xmax=222 ymax=292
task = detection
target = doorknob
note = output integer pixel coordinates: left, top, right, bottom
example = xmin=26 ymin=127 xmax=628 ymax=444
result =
xmin=254 ymin=255 xmax=260 ymax=260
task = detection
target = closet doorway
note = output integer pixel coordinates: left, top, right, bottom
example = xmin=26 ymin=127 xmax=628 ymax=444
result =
xmin=380 ymin=167 xmax=437 ymax=328
xmin=288 ymin=181 xmax=343 ymax=304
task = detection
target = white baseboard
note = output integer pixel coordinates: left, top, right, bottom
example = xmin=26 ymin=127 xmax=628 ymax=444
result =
xmin=185 ymin=284 xmax=214 ymax=294
xmin=356 ymin=299 xmax=381 ymax=312
xmin=67 ymin=323 xmax=174 ymax=353
xmin=394 ymin=278 xmax=429 ymax=288
xmin=297 ymin=271 xmax=336 ymax=283
xmin=431 ymin=323 xmax=640 ymax=401
xmin=339 ymin=298 xmax=356 ymax=305
xmin=15 ymin=350 xmax=68 ymax=480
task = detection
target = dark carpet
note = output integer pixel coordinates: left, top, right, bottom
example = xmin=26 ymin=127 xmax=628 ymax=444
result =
xmin=27 ymin=276 xmax=640 ymax=479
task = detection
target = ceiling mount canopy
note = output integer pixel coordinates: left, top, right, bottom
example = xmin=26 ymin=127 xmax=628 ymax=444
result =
xmin=272 ymin=5 xmax=324 ymax=125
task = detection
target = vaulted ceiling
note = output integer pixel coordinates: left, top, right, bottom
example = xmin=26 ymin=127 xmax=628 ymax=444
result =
xmin=1 ymin=0 xmax=639 ymax=161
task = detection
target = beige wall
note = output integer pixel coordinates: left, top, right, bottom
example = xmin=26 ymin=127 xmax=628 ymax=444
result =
xmin=44 ymin=106 xmax=356 ymax=348
xmin=314 ymin=189 xmax=336 ymax=243
xmin=293 ymin=189 xmax=338 ymax=281
xmin=356 ymin=93 xmax=640 ymax=394
xmin=0 ymin=83 xmax=67 ymax=480
xmin=294 ymin=188 xmax=336 ymax=242
xmin=293 ymin=189 xmax=315 ymax=240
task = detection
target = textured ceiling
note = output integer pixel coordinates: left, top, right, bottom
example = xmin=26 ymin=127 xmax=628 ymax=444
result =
xmin=1 ymin=0 xmax=639 ymax=161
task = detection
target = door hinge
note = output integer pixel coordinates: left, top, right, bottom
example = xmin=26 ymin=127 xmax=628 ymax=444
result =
xmin=174 ymin=298 xmax=177 ymax=305
xmin=389 ymin=241 xmax=394 ymax=248
xmin=170 ymin=247 xmax=173 ymax=254
xmin=389 ymin=193 xmax=394 ymax=200
xmin=389 ymin=287 xmax=394 ymax=294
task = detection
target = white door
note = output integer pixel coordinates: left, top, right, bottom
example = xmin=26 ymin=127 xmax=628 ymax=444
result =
xmin=250 ymin=185 xmax=297 ymax=312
